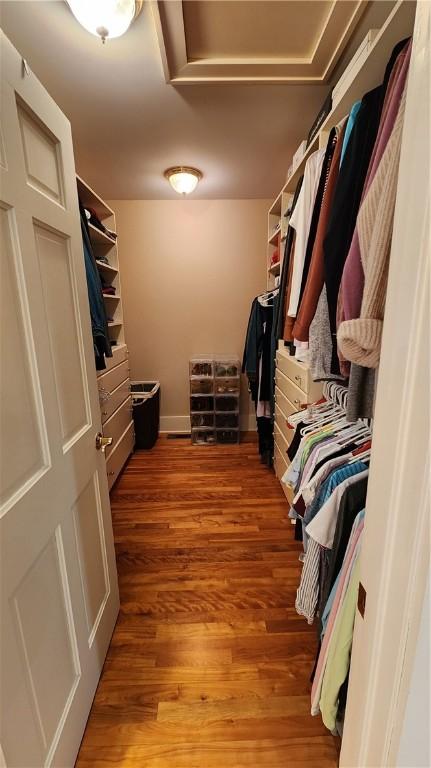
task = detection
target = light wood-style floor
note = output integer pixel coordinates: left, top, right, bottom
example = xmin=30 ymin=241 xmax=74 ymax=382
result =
xmin=76 ymin=435 xmax=339 ymax=767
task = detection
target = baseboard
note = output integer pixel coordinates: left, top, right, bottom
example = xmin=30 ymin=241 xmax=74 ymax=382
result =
xmin=160 ymin=413 xmax=257 ymax=433
xmin=160 ymin=415 xmax=191 ymax=433
xmin=240 ymin=413 xmax=257 ymax=431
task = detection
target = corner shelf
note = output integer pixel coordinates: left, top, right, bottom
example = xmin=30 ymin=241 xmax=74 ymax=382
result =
xmin=96 ymin=260 xmax=118 ymax=277
xmin=268 ymin=261 xmax=281 ymax=276
xmin=268 ymin=228 xmax=281 ymax=246
xmin=88 ymin=222 xmax=116 ymax=247
xmin=77 ymin=174 xmax=114 ymax=221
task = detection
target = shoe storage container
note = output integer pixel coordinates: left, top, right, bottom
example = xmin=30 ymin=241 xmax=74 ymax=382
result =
xmin=191 ymin=378 xmax=214 ymax=395
xmin=190 ymin=395 xmax=214 ymax=412
xmin=214 ymin=377 xmax=240 ymax=395
xmin=191 ymin=413 xmax=214 ymax=428
xmin=216 ymin=429 xmax=240 ymax=444
xmin=190 ymin=357 xmax=240 ymax=445
xmin=191 ymin=428 xmax=216 ymax=445
xmin=215 ymin=395 xmax=238 ymax=412
xmin=190 ymin=359 xmax=213 ymax=378
xmin=215 ymin=413 xmax=239 ymax=429
xmin=214 ymin=360 xmax=240 ymax=378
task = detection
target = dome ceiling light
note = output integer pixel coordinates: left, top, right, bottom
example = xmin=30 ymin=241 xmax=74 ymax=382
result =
xmin=67 ymin=0 xmax=143 ymax=44
xmin=164 ymin=167 xmax=203 ymax=195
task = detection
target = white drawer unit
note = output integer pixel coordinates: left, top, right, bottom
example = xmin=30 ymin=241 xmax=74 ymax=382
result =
xmin=100 ymin=378 xmax=131 ymax=424
xmin=273 ymin=344 xmax=322 ymax=501
xmin=97 ymin=348 xmax=133 ymax=488
xmin=274 ymin=437 xmax=294 ymax=506
xmin=275 ymin=369 xmax=308 ymax=409
xmin=103 ymin=396 xmax=133 ymax=459
xmin=274 ymin=403 xmax=294 ymax=447
xmin=78 ymin=177 xmax=132 ymax=492
xmin=106 ymin=422 xmax=135 ymax=491
xmin=98 ymin=343 xmax=128 ymax=374
xmin=276 ymin=348 xmax=323 ymax=402
xmin=98 ymin=359 xmax=129 ymax=396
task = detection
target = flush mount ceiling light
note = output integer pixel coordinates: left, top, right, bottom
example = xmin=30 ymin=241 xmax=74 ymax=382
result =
xmin=164 ymin=167 xmax=203 ymax=195
xmin=67 ymin=0 xmax=143 ymax=44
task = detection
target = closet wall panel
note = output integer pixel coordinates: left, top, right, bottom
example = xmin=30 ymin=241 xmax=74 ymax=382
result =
xmin=109 ymin=199 xmax=271 ymax=432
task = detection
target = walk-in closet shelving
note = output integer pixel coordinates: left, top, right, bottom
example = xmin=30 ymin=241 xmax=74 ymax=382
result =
xmin=77 ymin=174 xmax=134 ymax=488
xmin=267 ymin=0 xmax=416 ymax=496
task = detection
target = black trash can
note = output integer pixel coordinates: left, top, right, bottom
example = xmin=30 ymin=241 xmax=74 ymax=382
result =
xmin=131 ymin=381 xmax=160 ymax=449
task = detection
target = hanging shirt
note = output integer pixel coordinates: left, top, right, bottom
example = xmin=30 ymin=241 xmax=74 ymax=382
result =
xmin=320 ymin=509 xmax=365 ymax=639
xmin=295 ymin=462 xmax=367 ymax=623
xmin=288 ymin=149 xmax=325 ymax=318
xmin=311 ymin=520 xmax=364 ymax=715
xmin=306 ymin=465 xmax=369 ymax=548
xmin=319 ymin=552 xmax=362 ymax=731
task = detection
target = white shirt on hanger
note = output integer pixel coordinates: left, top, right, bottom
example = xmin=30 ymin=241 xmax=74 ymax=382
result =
xmin=288 ymin=148 xmax=325 ymax=318
xmin=305 ymin=468 xmax=369 ymax=548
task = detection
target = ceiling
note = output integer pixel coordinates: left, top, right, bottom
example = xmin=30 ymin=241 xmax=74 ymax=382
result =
xmin=155 ymin=0 xmax=366 ymax=83
xmin=0 ymin=1 xmax=394 ymax=200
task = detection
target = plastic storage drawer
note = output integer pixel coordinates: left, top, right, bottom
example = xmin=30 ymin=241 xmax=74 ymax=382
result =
xmin=214 ymin=360 xmax=240 ymax=377
xmin=191 ymin=428 xmax=216 ymax=445
xmin=214 ymin=377 xmax=240 ymax=394
xmin=215 ymin=413 xmax=239 ymax=429
xmin=216 ymin=429 xmax=239 ymax=444
xmin=190 ymin=359 xmax=213 ymax=377
xmin=215 ymin=395 xmax=239 ymax=412
xmin=190 ymin=395 xmax=214 ymax=412
xmin=190 ymin=378 xmax=214 ymax=395
xmin=191 ymin=413 xmax=214 ymax=428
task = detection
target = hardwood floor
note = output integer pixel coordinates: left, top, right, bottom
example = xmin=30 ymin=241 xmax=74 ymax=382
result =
xmin=76 ymin=435 xmax=339 ymax=767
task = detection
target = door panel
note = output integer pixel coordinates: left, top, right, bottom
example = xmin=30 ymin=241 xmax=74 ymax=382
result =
xmin=0 ymin=205 xmax=49 ymax=511
xmin=72 ymin=475 xmax=110 ymax=644
xmin=34 ymin=222 xmax=90 ymax=447
xmin=17 ymin=98 xmax=65 ymax=205
xmin=0 ymin=32 xmax=119 ymax=767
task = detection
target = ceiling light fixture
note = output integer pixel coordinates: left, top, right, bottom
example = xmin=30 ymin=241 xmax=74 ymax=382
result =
xmin=67 ymin=0 xmax=143 ymax=44
xmin=164 ymin=167 xmax=203 ymax=195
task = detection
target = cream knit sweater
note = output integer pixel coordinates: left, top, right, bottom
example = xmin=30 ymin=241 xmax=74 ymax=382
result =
xmin=337 ymin=83 xmax=407 ymax=368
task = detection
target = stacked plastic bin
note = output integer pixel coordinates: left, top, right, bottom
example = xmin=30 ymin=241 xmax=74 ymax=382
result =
xmin=190 ymin=358 xmax=240 ymax=445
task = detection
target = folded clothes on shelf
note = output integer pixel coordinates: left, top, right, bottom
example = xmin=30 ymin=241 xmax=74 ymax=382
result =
xmin=85 ymin=207 xmax=117 ymax=240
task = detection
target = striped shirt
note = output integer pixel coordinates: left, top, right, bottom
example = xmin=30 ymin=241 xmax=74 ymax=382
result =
xmin=295 ymin=461 xmax=368 ymax=624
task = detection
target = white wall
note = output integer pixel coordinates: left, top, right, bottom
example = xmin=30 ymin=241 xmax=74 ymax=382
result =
xmin=109 ymin=199 xmax=271 ymax=431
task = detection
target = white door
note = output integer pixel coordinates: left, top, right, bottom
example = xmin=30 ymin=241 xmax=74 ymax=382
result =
xmin=0 ymin=33 xmax=119 ymax=768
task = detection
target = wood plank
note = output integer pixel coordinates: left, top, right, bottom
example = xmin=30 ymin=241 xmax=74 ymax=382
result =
xmin=75 ymin=436 xmax=338 ymax=767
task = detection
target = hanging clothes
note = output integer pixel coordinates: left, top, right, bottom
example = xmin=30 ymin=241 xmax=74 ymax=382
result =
xmin=338 ymin=57 xmax=410 ymax=367
xmin=274 ymin=176 xmax=303 ymax=342
xmin=79 ymin=200 xmax=112 ymax=370
xmin=243 ymin=290 xmax=278 ymax=465
xmin=293 ymin=122 xmax=345 ymax=343
xmin=287 ymin=149 xmax=325 ymax=318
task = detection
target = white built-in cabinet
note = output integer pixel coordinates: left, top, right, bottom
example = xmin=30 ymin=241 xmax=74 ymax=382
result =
xmin=77 ymin=176 xmax=134 ymax=490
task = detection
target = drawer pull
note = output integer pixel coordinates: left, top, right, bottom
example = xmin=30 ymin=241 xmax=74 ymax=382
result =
xmin=99 ymin=387 xmax=110 ymax=403
xmin=294 ymin=375 xmax=301 ymax=383
xmin=294 ymin=399 xmax=301 ymax=406
xmin=108 ymin=470 xmax=115 ymax=476
xmin=102 ymin=410 xmax=108 ymax=416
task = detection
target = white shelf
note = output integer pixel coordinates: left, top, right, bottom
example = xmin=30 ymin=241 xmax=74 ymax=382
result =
xmin=276 ymin=0 xmax=416 ymax=197
xmin=268 ymin=260 xmax=281 ymax=276
xmin=102 ymin=293 xmax=121 ymax=301
xmin=96 ymin=260 xmax=118 ymax=276
xmin=88 ymin=222 xmax=116 ymax=247
xmin=77 ymin=175 xmax=114 ymax=221
xmin=268 ymin=227 xmax=281 ymax=246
